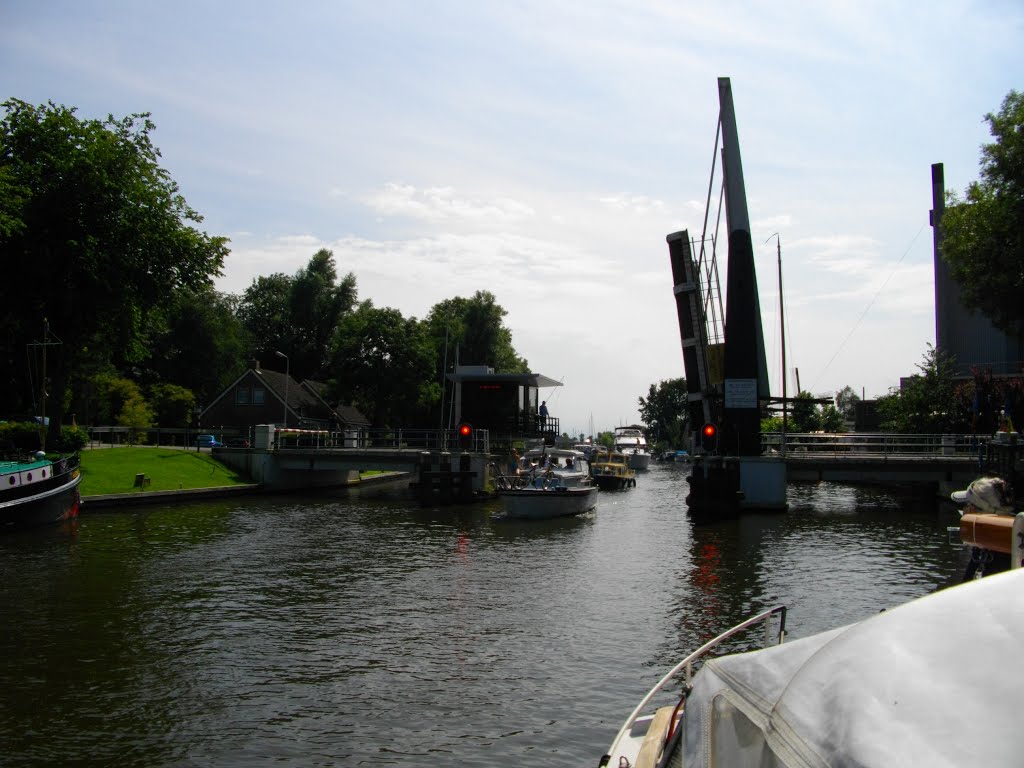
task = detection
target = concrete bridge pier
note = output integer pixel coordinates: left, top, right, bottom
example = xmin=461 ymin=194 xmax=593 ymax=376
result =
xmin=415 ymin=451 xmax=489 ymax=506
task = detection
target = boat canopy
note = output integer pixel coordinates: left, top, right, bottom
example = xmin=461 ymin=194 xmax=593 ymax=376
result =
xmin=682 ymin=569 xmax=1024 ymax=767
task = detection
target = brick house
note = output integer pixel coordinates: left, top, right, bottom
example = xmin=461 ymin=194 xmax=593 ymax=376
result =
xmin=199 ymin=361 xmax=369 ymax=434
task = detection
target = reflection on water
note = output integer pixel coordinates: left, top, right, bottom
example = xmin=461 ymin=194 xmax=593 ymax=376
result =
xmin=0 ymin=469 xmax=964 ymax=766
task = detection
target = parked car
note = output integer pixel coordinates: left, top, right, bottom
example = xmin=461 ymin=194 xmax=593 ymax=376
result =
xmin=196 ymin=434 xmax=223 ymax=448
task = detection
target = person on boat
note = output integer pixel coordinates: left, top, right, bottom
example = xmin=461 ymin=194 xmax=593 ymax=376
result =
xmin=564 ymin=456 xmax=574 ymax=469
xmin=539 ymin=401 xmax=549 ymax=427
xmin=509 ymin=449 xmax=520 ymax=475
xmin=950 ymin=476 xmax=1014 ymax=514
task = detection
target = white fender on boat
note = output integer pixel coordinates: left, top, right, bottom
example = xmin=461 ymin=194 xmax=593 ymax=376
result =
xmin=1012 ymin=512 xmax=1024 ymax=569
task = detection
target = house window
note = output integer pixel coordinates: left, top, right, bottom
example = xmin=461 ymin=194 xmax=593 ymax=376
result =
xmin=253 ymin=387 xmax=265 ymax=405
xmin=235 ymin=387 xmax=250 ymax=405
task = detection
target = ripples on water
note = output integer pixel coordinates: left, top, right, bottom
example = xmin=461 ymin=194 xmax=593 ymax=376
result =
xmin=0 ymin=467 xmax=965 ymax=766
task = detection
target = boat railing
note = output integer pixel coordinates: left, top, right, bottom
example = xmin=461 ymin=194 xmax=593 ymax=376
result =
xmin=491 ymin=462 xmax=585 ymax=491
xmin=606 ymin=605 xmax=787 ymax=758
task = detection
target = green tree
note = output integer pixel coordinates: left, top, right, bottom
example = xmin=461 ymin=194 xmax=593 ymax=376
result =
xmin=876 ymin=344 xmax=969 ymax=433
xmin=326 ymin=301 xmax=438 ymax=427
xmin=287 ymin=249 xmax=358 ymax=378
xmin=424 ymin=292 xmax=528 ymax=375
xmin=117 ymin=394 xmax=154 ymax=445
xmin=0 ymin=99 xmax=228 ymax=442
xmin=235 ymin=250 xmax=358 ymax=381
xmin=940 ymin=90 xmax=1024 ymax=338
xmin=638 ymin=378 xmax=689 ymax=447
xmin=818 ymin=404 xmax=846 ymax=432
xmin=144 ymin=287 xmax=247 ymax=406
xmin=236 ymin=272 xmax=294 ymax=366
xmin=790 ymin=392 xmax=821 ymax=433
xmin=834 ymin=385 xmax=861 ymax=422
xmin=149 ymin=383 xmax=196 ymax=428
xmin=89 ymin=374 xmax=145 ymax=425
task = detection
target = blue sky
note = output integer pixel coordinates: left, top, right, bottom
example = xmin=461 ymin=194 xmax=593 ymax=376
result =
xmin=3 ymin=1 xmax=1022 ymax=435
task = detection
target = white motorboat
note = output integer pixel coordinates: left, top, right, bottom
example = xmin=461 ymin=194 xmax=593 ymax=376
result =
xmin=614 ymin=426 xmax=651 ymax=470
xmin=494 ymin=447 xmax=597 ymax=519
xmin=601 ymin=569 xmax=1024 ymax=768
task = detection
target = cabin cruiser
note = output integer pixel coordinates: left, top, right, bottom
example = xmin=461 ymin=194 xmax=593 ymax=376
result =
xmin=591 ymin=451 xmax=636 ymax=491
xmin=613 ymin=426 xmax=651 ymax=470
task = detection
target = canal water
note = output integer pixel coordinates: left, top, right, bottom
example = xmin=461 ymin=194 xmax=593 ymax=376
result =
xmin=1 ymin=462 xmax=966 ymax=767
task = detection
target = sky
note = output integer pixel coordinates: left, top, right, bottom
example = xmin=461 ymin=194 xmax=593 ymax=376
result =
xmin=3 ymin=1 xmax=1022 ymax=437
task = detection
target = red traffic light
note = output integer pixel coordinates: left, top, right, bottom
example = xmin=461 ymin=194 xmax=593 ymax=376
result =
xmin=457 ymin=422 xmax=473 ymax=449
xmin=700 ymin=422 xmax=718 ymax=451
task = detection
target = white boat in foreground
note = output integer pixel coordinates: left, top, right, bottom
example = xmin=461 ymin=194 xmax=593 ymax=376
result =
xmin=614 ymin=426 xmax=651 ymax=470
xmin=493 ymin=447 xmax=597 ymax=519
xmin=601 ymin=569 xmax=1024 ymax=768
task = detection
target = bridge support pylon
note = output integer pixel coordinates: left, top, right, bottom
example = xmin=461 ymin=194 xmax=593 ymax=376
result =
xmin=415 ymin=451 xmax=487 ymax=506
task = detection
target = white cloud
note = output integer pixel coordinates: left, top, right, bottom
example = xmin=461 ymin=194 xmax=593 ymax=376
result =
xmin=364 ymin=183 xmax=536 ymax=224
xmin=596 ymin=194 xmax=668 ymax=215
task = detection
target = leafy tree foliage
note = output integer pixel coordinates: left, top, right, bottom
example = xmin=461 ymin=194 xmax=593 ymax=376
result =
xmin=0 ymin=99 xmax=228 ymax=441
xmin=789 ymin=392 xmax=821 ymax=433
xmin=326 ymin=301 xmax=438 ymax=427
xmin=236 ymin=249 xmax=358 ymax=381
xmin=287 ymin=249 xmax=358 ymax=377
xmin=424 ymin=291 xmax=528 ymax=374
xmin=940 ymin=90 xmax=1024 ymax=338
xmin=762 ymin=405 xmax=840 ymax=433
xmin=638 ymin=378 xmax=688 ymax=447
xmin=149 ymin=383 xmax=197 ymax=428
xmin=834 ymin=385 xmax=861 ymax=422
xmin=876 ymin=345 xmax=971 ymax=433
xmin=236 ymin=272 xmax=293 ymax=362
xmin=88 ymin=374 xmax=146 ymax=426
xmin=818 ymin=404 xmax=846 ymax=432
xmin=117 ymin=394 xmax=154 ymax=445
xmin=144 ymin=287 xmax=248 ymax=406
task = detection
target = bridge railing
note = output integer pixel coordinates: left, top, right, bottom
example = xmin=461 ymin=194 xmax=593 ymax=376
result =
xmin=761 ymin=432 xmax=988 ymax=457
xmin=274 ymin=427 xmax=490 ymax=454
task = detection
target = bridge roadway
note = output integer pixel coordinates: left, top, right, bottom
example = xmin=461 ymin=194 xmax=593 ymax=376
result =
xmin=212 ymin=428 xmax=999 ymax=494
xmin=218 ymin=444 xmax=985 ymax=496
xmin=781 ymin=452 xmax=980 ymax=488
xmin=215 ymin=444 xmax=493 ymax=493
xmin=273 ymin=446 xmax=431 ymax=473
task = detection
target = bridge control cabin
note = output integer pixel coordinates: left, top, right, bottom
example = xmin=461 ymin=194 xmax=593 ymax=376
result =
xmin=446 ymin=366 xmax=561 ymax=447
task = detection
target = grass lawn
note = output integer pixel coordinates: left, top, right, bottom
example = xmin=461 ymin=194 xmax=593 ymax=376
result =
xmin=80 ymin=447 xmax=252 ymax=495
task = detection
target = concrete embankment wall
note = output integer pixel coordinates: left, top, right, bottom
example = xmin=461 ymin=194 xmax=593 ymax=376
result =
xmin=82 ymin=472 xmax=411 ymax=509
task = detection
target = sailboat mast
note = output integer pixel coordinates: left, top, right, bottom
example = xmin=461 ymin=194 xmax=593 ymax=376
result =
xmin=40 ymin=320 xmax=48 ymax=452
xmin=776 ymin=237 xmax=787 ymax=449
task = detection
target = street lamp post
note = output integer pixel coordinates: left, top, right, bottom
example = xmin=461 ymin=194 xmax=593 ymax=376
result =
xmin=275 ymin=351 xmax=289 ymax=427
